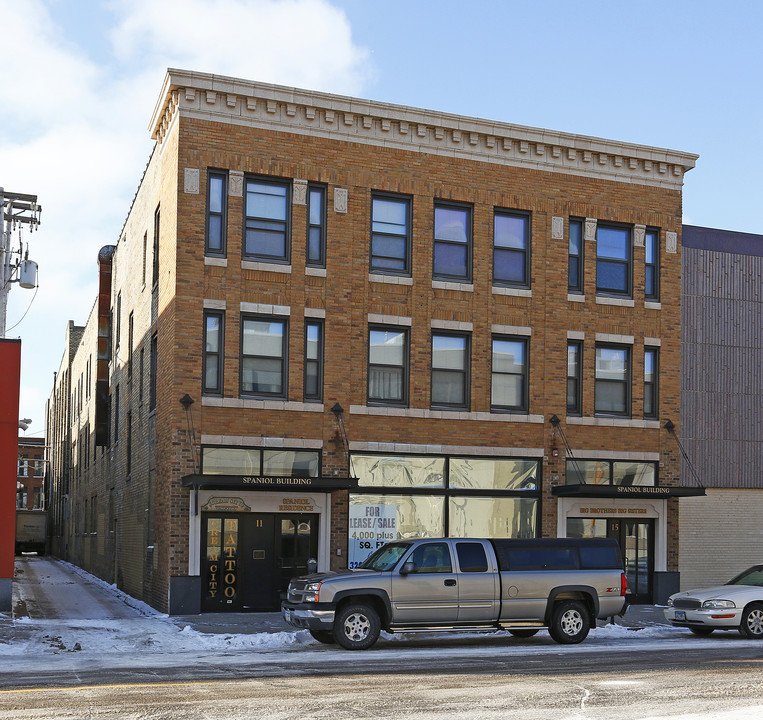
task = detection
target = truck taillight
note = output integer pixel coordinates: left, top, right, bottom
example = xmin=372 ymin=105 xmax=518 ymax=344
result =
xmin=621 ymin=572 xmax=628 ymax=596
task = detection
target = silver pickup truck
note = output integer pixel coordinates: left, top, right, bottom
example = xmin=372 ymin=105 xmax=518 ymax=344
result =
xmin=282 ymin=537 xmax=627 ymax=649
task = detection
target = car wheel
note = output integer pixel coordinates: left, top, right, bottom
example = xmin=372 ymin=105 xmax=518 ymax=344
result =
xmin=333 ymin=603 xmax=381 ymax=650
xmin=308 ymin=629 xmax=336 ymax=644
xmin=548 ymin=600 xmax=590 ymax=644
xmin=739 ymin=603 xmax=763 ymax=639
xmin=688 ymin=627 xmax=714 ymax=636
xmin=508 ymin=629 xmax=539 ymax=638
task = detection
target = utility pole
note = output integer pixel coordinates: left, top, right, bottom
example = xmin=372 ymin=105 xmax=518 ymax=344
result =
xmin=0 ymin=188 xmax=40 ymax=337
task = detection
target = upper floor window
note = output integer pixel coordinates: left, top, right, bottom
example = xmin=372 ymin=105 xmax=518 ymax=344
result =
xmin=645 ymin=229 xmax=659 ymax=300
xmin=566 ymin=341 xmax=582 ymax=415
xmin=431 ymin=332 xmax=470 ymax=410
xmin=433 ymin=202 xmax=471 ymax=281
xmin=245 ymin=179 xmax=290 ymax=263
xmin=241 ymin=316 xmax=287 ymax=397
xmin=491 ymin=336 xmax=528 ymax=412
xmin=149 ymin=333 xmax=157 ymax=411
xmin=368 ymin=326 xmax=408 ymax=406
xmin=152 ymin=205 xmax=160 ymax=288
xmin=568 ymin=219 xmax=583 ymax=293
xmin=595 ymin=345 xmax=631 ymax=417
xmin=371 ymin=194 xmax=410 ymax=275
xmin=644 ymin=347 xmax=659 ymax=419
xmin=307 ymin=185 xmax=326 ymax=267
xmin=203 ymin=311 xmax=224 ymax=396
xmin=493 ymin=210 xmax=530 ymax=288
xmin=596 ymin=224 xmax=631 ymax=296
xmin=206 ymin=170 xmax=227 ymax=256
xmin=304 ymin=320 xmax=324 ymax=402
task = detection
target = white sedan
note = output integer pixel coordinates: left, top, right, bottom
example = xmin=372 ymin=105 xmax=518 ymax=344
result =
xmin=665 ymin=564 xmax=763 ymax=638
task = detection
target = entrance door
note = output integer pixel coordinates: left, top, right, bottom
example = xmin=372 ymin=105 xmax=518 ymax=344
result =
xmin=609 ymin=519 xmax=654 ymax=604
xmin=276 ymin=514 xmax=319 ymax=602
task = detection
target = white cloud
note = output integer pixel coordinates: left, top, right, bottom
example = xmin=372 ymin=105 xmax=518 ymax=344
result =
xmin=1 ymin=0 xmax=371 ymax=433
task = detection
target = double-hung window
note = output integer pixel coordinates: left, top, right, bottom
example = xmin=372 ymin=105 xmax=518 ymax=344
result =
xmin=307 ymin=185 xmax=326 ymax=267
xmin=645 ymin=229 xmax=659 ymax=300
xmin=304 ymin=320 xmax=323 ymax=402
xmin=368 ymin=327 xmax=408 ymax=406
xmin=431 ymin=333 xmax=470 ymax=410
xmin=596 ymin=224 xmax=631 ymax=296
xmin=493 ymin=210 xmax=530 ymax=287
xmin=241 ymin=316 xmax=288 ymax=397
xmin=206 ymin=170 xmax=227 ymax=256
xmin=644 ymin=347 xmax=659 ymax=419
xmin=203 ymin=311 xmax=224 ymax=395
xmin=244 ymin=179 xmax=290 ymax=263
xmin=595 ymin=345 xmax=631 ymax=417
xmin=568 ymin=219 xmax=583 ymax=293
xmin=566 ymin=341 xmax=582 ymax=415
xmin=433 ymin=202 xmax=471 ymax=281
xmin=370 ymin=194 xmax=410 ymax=274
xmin=491 ymin=336 xmax=528 ymax=412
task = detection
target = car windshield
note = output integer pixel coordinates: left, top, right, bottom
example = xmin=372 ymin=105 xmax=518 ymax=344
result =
xmin=727 ymin=566 xmax=763 ymax=587
xmin=357 ymin=542 xmax=411 ymax=571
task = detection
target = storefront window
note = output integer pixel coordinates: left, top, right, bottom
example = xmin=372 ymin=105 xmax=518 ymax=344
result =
xmin=567 ymin=518 xmax=608 ymax=539
xmin=353 ymin=455 xmax=445 ymax=488
xmin=566 ymin=460 xmax=610 ymax=485
xmin=203 ymin=447 xmax=261 ymax=475
xmin=613 ymin=462 xmax=655 ymax=486
xmin=449 ymin=496 xmax=537 ymax=538
xmin=263 ymin=450 xmax=319 ymax=477
xmin=449 ymin=458 xmax=537 ymax=490
xmin=566 ymin=459 xmax=656 ymax=487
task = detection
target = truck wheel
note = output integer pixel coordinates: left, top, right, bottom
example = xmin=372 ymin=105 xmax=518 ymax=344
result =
xmin=739 ymin=603 xmax=763 ymax=639
xmin=508 ymin=629 xmax=539 ymax=638
xmin=548 ymin=600 xmax=590 ymax=644
xmin=308 ymin=629 xmax=336 ymax=644
xmin=333 ymin=603 xmax=381 ymax=650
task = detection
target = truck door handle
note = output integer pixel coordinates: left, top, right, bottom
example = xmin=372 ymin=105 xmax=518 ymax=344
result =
xmin=444 ymin=579 xmax=457 ymax=587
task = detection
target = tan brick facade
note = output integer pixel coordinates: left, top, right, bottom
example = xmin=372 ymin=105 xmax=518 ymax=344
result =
xmin=46 ymin=70 xmax=697 ymax=612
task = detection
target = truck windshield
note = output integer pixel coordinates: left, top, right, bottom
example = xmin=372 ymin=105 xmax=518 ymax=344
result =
xmin=358 ymin=542 xmax=411 ymax=571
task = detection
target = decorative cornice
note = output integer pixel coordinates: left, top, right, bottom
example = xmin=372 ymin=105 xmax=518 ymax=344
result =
xmin=150 ymin=69 xmax=698 ymax=190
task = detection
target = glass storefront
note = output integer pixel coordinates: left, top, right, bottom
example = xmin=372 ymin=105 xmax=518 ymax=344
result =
xmin=202 ymin=447 xmax=320 ymax=477
xmin=349 ymin=454 xmax=540 ymax=568
xmin=566 ymin=459 xmax=656 ymax=487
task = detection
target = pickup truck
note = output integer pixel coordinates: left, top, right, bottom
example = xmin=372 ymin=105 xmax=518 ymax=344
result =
xmin=282 ymin=537 xmax=627 ymax=649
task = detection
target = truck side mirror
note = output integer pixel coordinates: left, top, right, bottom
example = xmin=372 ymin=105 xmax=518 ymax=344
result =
xmin=400 ymin=561 xmax=415 ymax=576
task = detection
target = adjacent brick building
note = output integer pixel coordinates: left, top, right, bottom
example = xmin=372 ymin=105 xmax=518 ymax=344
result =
xmin=46 ymin=69 xmax=699 ymax=613
xmin=17 ymin=436 xmax=45 ymax=509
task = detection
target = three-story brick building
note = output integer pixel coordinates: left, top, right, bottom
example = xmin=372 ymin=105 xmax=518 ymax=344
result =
xmin=46 ymin=69 xmax=699 ymax=613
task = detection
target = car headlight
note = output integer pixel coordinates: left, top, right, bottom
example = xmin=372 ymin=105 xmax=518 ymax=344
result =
xmin=701 ymin=599 xmax=736 ymax=610
xmin=667 ymin=597 xmax=674 ymax=607
xmin=303 ymin=581 xmax=322 ymax=602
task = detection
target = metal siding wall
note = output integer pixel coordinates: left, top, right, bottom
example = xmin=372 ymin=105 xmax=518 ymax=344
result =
xmin=681 ymin=247 xmax=763 ymax=489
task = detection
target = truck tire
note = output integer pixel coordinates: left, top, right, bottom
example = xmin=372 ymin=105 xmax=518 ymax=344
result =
xmin=508 ymin=629 xmax=539 ymax=638
xmin=308 ymin=629 xmax=336 ymax=644
xmin=333 ymin=602 xmax=381 ymax=650
xmin=548 ymin=600 xmax=590 ymax=644
xmin=739 ymin=603 xmax=763 ymax=639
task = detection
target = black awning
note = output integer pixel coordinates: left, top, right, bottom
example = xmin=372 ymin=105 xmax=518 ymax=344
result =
xmin=181 ymin=474 xmax=359 ymax=492
xmin=551 ymin=484 xmax=706 ymax=499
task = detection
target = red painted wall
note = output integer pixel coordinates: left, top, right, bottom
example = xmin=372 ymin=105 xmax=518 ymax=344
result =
xmin=0 ymin=340 xmax=21 ymax=580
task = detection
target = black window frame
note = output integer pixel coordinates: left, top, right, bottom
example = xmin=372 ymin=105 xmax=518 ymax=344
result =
xmin=566 ymin=341 xmax=583 ymax=416
xmin=206 ymin=169 xmax=228 ymax=257
xmin=370 ymin=192 xmax=412 ymax=276
xmin=644 ymin=346 xmax=659 ymax=419
xmin=240 ymin=314 xmax=289 ymax=399
xmin=243 ymin=176 xmax=291 ymax=264
xmin=306 ymin=184 xmax=327 ymax=268
xmin=432 ymin=200 xmax=472 ymax=282
xmin=596 ymin=222 xmax=632 ymax=298
xmin=594 ymin=343 xmax=631 ymax=418
xmin=203 ymin=310 xmax=225 ymax=396
xmin=430 ymin=331 xmax=471 ymax=411
xmin=367 ymin=325 xmax=410 ymax=407
xmin=149 ymin=333 xmax=157 ymax=412
xmin=568 ymin=218 xmax=584 ymax=293
xmin=152 ymin=205 xmax=160 ymax=288
xmin=645 ymin=228 xmax=660 ymax=301
xmin=127 ymin=312 xmax=134 ymax=380
xmin=492 ymin=209 xmax=531 ymax=289
xmin=490 ymin=335 xmax=529 ymax=413
xmin=304 ymin=319 xmax=324 ymax=402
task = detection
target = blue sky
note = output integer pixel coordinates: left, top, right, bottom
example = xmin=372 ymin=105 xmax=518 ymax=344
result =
xmin=1 ymin=0 xmax=761 ymax=435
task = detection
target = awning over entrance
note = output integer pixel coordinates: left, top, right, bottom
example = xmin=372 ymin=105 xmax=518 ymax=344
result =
xmin=181 ymin=474 xmax=359 ymax=492
xmin=552 ymin=485 xmax=706 ymax=499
